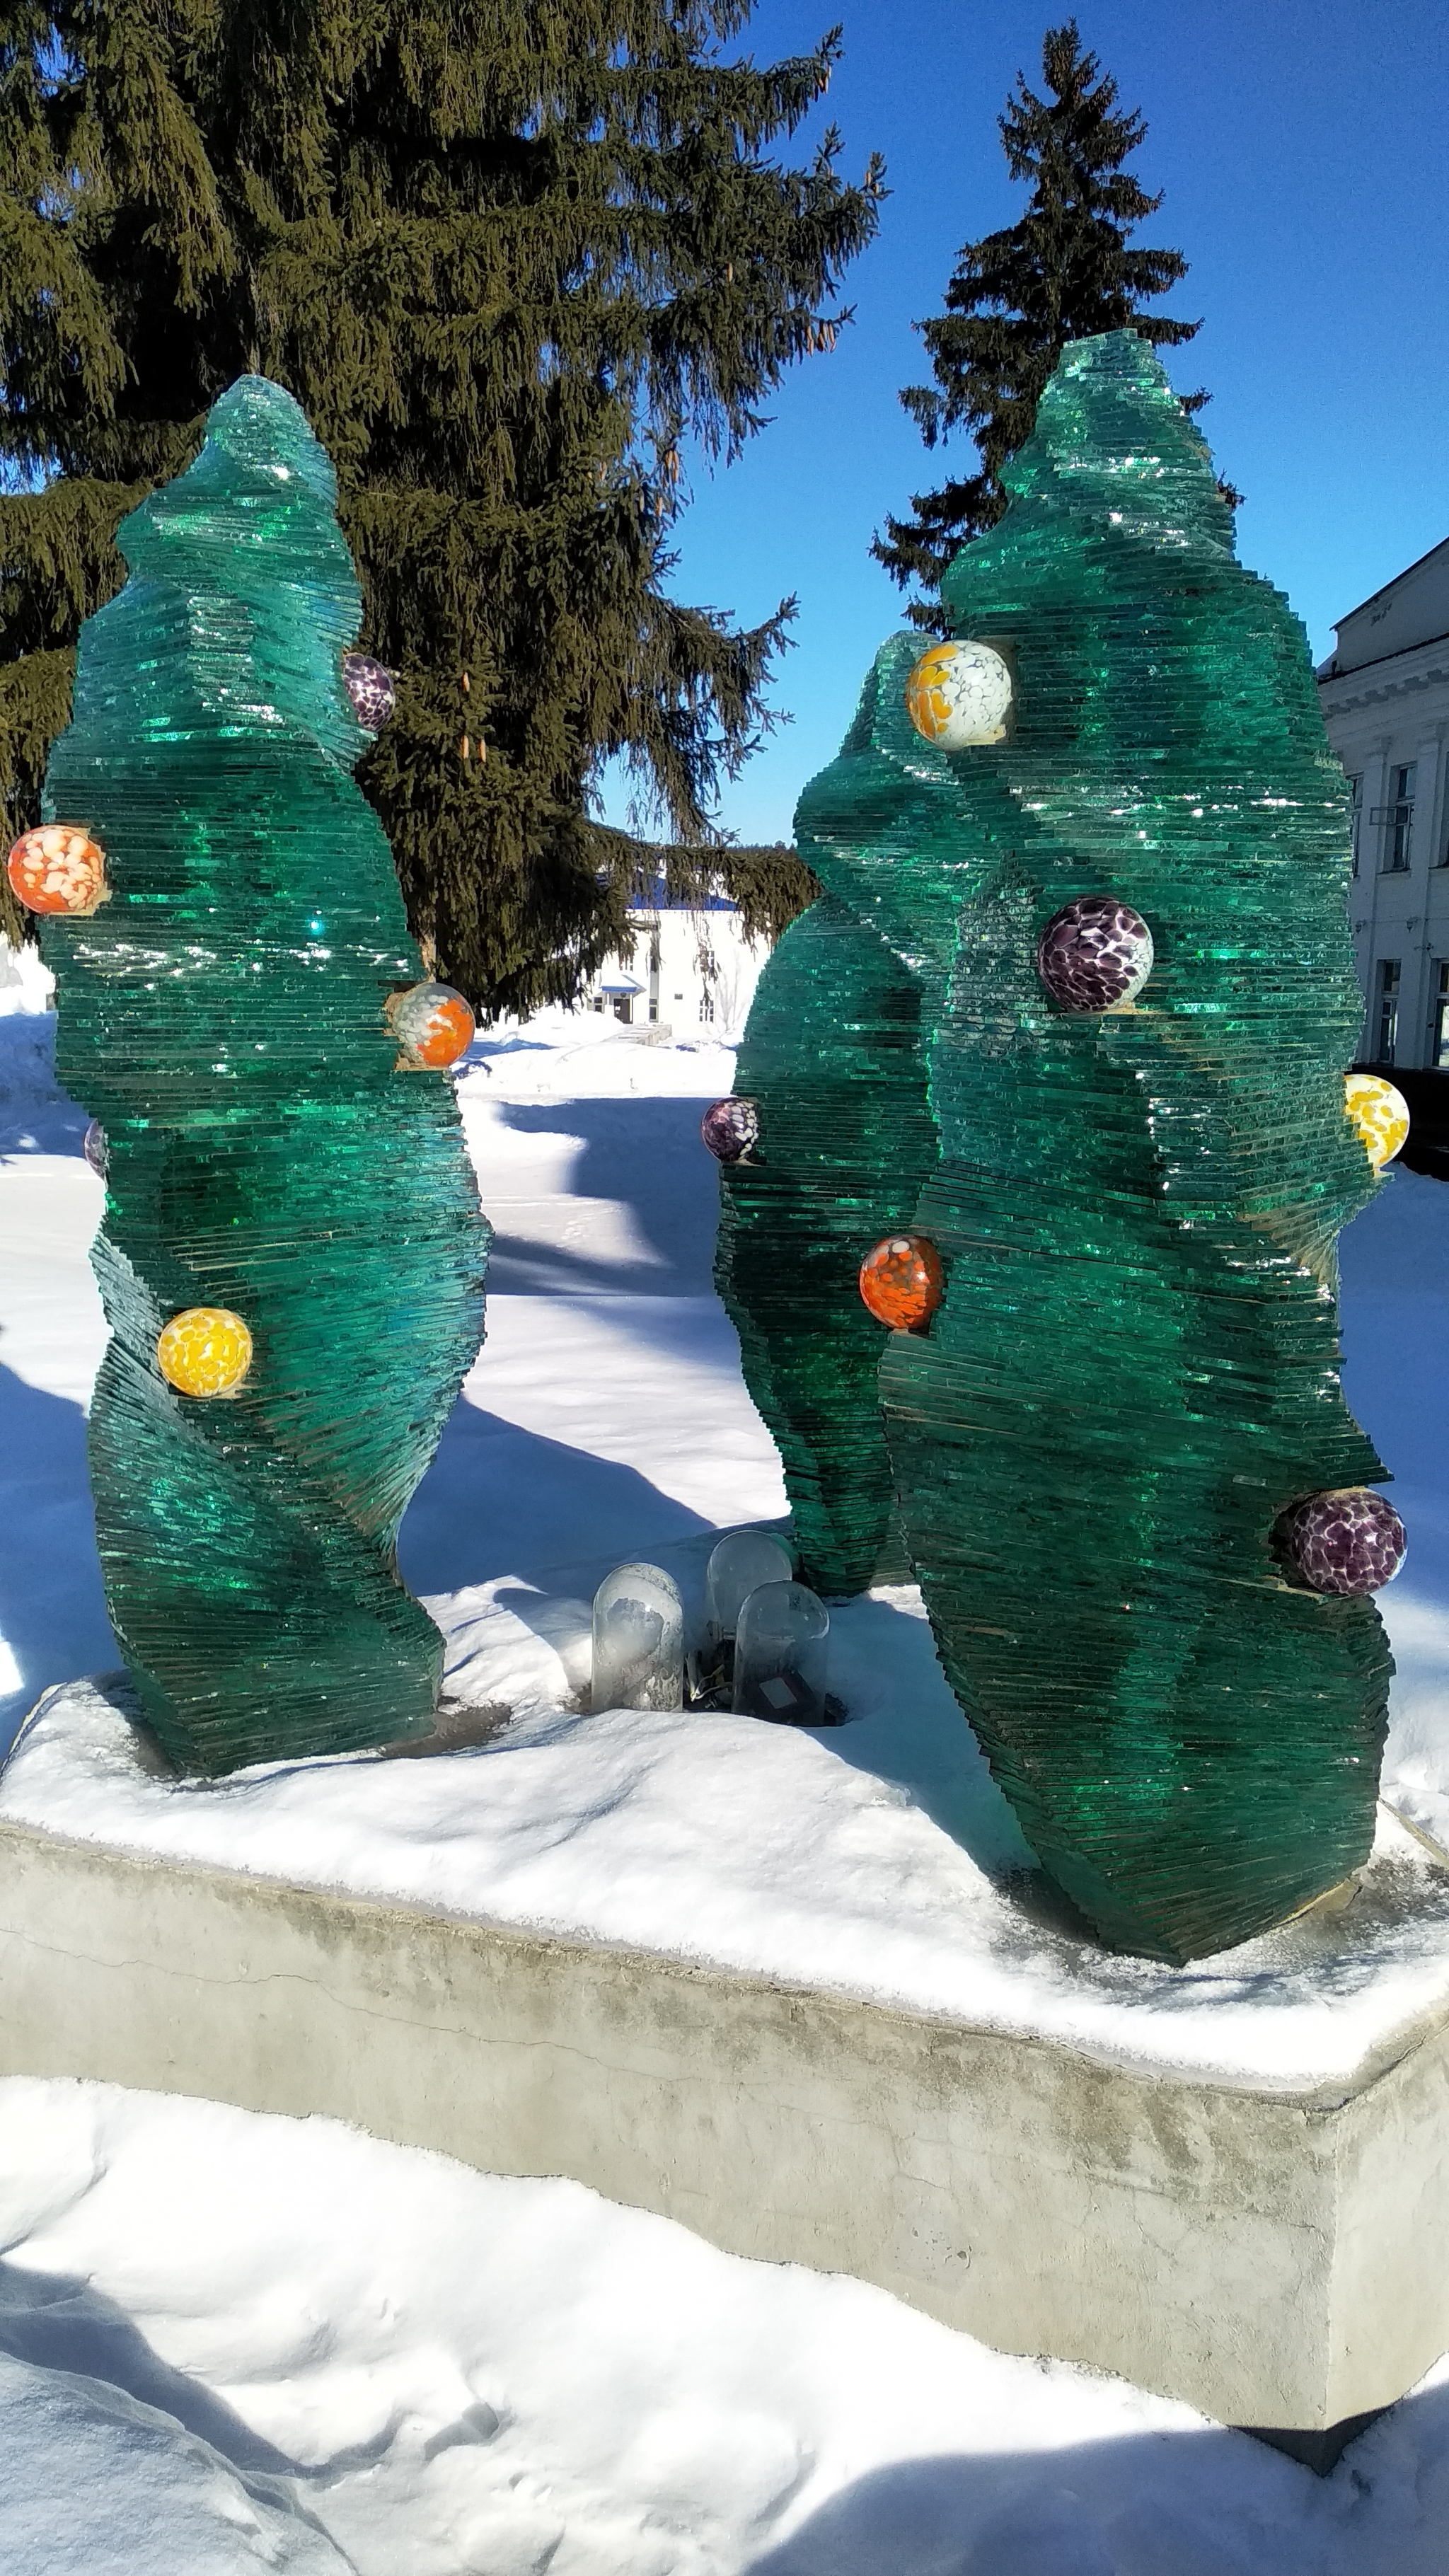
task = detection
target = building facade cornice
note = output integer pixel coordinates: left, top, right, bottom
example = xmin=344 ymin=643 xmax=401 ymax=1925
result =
xmin=1318 ymin=639 xmax=1449 ymax=722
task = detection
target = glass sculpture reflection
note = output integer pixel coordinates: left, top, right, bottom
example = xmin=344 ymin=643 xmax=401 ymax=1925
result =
xmin=732 ymin=1581 xmax=830 ymax=1727
xmin=715 ymin=330 xmax=1399 ymax=1961
xmin=33 ymin=376 xmax=489 ymax=1774
xmin=591 ymin=1562 xmax=685 ymax=1711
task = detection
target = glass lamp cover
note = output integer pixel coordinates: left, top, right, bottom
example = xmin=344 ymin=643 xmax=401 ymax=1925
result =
xmin=732 ymin=1579 xmax=829 ymax=1726
xmin=705 ymin=1530 xmax=794 ymax=1645
xmin=590 ymin=1561 xmax=685 ymax=1712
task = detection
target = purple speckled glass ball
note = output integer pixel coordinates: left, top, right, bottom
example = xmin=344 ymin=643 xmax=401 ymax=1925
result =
xmin=342 ymin=652 xmax=396 ymax=732
xmin=1035 ymin=896 xmax=1154 ymax=1012
xmin=83 ymin=1118 xmax=108 ymax=1177
xmin=702 ymin=1097 xmax=760 ymax=1163
xmin=1278 ymin=1489 xmax=1407 ymax=1595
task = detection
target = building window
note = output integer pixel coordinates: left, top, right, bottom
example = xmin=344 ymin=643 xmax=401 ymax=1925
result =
xmin=698 ymin=987 xmax=715 ymax=1024
xmin=1433 ymin=964 xmax=1449 ymax=1069
xmin=1376 ymin=959 xmax=1401 ymax=1063
xmin=1346 ymin=773 xmax=1363 ymax=877
xmin=1375 ymin=762 xmax=1416 ymax=871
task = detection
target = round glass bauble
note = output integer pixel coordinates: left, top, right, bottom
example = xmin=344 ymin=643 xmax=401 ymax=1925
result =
xmin=859 ymin=1233 xmax=945 ymax=1331
xmin=1344 ymin=1073 xmax=1409 ymax=1174
xmin=157 ymin=1307 xmax=254 ymax=1399
xmin=905 ymin=642 xmax=1015 ymax=749
xmin=702 ymin=1097 xmax=760 ymax=1162
xmin=388 ymin=981 xmax=475 ymax=1069
xmin=1277 ymin=1489 xmax=1406 ymax=1595
xmin=7 ymin=825 xmax=110 ymax=917
xmin=342 ymin=652 xmax=396 ymax=731
xmin=83 ymin=1119 xmax=109 ymax=1177
xmin=1036 ymin=895 xmax=1154 ymax=1012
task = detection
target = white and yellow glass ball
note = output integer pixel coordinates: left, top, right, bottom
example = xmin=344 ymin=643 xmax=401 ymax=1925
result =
xmin=157 ymin=1307 xmax=254 ymax=1399
xmin=1344 ymin=1073 xmax=1410 ymax=1174
xmin=905 ymin=641 xmax=1015 ymax=749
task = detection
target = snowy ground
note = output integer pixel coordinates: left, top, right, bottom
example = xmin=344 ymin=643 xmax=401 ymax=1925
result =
xmin=4 ymin=966 xmax=1449 ymax=2566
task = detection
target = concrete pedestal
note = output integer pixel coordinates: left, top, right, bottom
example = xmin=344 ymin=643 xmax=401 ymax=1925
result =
xmin=2 ymin=1798 xmax=1448 ymax=2458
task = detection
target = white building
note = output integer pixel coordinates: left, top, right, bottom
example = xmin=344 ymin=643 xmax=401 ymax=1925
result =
xmin=1317 ymin=538 xmax=1449 ymax=1069
xmin=582 ymin=884 xmax=768 ymax=1039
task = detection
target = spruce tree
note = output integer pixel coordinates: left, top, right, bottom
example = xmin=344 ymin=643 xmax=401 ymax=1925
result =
xmin=0 ymin=1 xmax=877 ymax=1003
xmin=874 ymin=18 xmax=1213 ymax=621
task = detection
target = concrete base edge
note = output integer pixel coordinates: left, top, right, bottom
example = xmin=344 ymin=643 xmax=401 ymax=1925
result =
xmin=1 ymin=1815 xmax=1448 ymax=2439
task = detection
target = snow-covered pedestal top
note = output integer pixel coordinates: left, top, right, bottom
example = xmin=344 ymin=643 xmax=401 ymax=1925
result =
xmin=6 ymin=1658 xmax=1449 ymax=2095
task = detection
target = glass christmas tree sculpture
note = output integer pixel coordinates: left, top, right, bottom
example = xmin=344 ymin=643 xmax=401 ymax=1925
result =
xmin=33 ymin=379 xmax=489 ymax=1774
xmin=715 ymin=332 xmax=1397 ymax=1961
xmin=715 ymin=896 xmax=937 ymax=1595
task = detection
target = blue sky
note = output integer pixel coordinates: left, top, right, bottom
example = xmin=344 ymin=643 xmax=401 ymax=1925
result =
xmin=612 ymin=0 xmax=1449 ymax=850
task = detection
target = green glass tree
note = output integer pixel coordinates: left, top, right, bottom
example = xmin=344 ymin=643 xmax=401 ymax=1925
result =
xmin=718 ymin=331 xmax=1397 ymax=1962
xmin=716 ymin=894 xmax=936 ymax=1595
xmin=35 ymin=376 xmax=488 ymax=1775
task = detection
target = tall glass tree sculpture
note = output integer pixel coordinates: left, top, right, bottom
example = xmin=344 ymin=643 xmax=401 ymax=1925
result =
xmin=716 ymin=895 xmax=937 ymax=1595
xmin=29 ymin=379 xmax=488 ymax=1774
xmin=717 ymin=332 xmax=1399 ymax=1961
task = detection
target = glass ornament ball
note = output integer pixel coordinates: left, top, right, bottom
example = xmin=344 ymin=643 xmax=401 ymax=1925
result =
xmin=1036 ymin=895 xmax=1154 ymax=1012
xmin=157 ymin=1307 xmax=255 ymax=1399
xmin=1277 ymin=1489 xmax=1406 ymax=1595
xmin=905 ymin=641 xmax=1015 ymax=749
xmin=732 ymin=1580 xmax=830 ymax=1726
xmin=859 ymin=1233 xmax=945 ymax=1332
xmin=83 ymin=1119 xmax=109 ymax=1178
xmin=7 ymin=824 xmax=110 ymax=917
xmin=1344 ymin=1073 xmax=1410 ymax=1174
xmin=342 ymin=652 xmax=396 ymax=731
xmin=388 ymin=980 xmax=475 ymax=1069
xmin=702 ymin=1097 xmax=760 ymax=1162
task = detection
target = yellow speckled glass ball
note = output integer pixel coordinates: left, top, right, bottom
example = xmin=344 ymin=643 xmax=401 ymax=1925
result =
xmin=157 ymin=1307 xmax=255 ymax=1398
xmin=905 ymin=641 xmax=1015 ymax=749
xmin=1344 ymin=1073 xmax=1410 ymax=1174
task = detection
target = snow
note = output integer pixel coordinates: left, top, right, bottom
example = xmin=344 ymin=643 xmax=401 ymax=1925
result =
xmin=0 ymin=934 xmax=55 ymax=1020
xmin=4 ymin=999 xmax=1449 ymax=2088
xmin=4 ymin=2074 xmax=1449 ymax=2576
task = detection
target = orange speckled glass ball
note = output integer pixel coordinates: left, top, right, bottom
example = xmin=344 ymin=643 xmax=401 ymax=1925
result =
xmin=904 ymin=640 xmax=1015 ymax=749
xmin=156 ymin=1307 xmax=254 ymax=1399
xmin=7 ymin=824 xmax=110 ymax=916
xmin=387 ymin=981 xmax=475 ymax=1069
xmin=859 ymin=1234 xmax=945 ymax=1331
